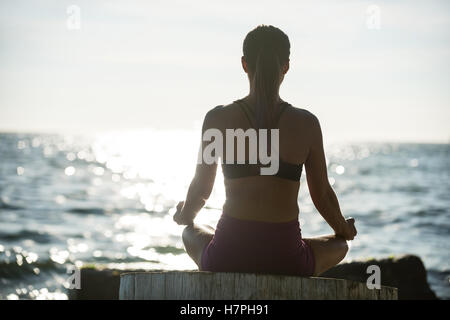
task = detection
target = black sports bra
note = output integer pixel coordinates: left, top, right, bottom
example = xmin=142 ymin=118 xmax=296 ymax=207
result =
xmin=221 ymin=99 xmax=303 ymax=182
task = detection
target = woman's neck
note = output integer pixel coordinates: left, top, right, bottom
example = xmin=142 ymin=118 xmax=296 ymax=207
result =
xmin=245 ymin=91 xmax=282 ymax=105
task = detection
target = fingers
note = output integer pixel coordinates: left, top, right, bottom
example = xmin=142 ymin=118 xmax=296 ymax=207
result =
xmin=173 ymin=213 xmax=186 ymax=225
xmin=176 ymin=201 xmax=184 ymax=211
xmin=352 ymin=224 xmax=357 ymax=237
xmin=338 ymin=217 xmax=355 ymax=240
xmin=174 ymin=202 xmax=184 ymax=217
xmin=173 ymin=201 xmax=184 ymax=224
xmin=346 ymin=217 xmax=357 ymax=239
xmin=173 ymin=201 xmax=193 ymax=226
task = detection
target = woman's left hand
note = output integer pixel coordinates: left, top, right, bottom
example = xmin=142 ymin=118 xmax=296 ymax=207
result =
xmin=173 ymin=201 xmax=193 ymax=225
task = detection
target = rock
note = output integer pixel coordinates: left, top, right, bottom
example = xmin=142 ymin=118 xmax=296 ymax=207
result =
xmin=68 ymin=266 xmax=154 ymax=300
xmin=68 ymin=254 xmax=437 ymax=300
xmin=321 ymin=254 xmax=437 ymax=300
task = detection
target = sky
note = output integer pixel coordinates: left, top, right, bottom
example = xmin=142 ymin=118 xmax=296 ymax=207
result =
xmin=0 ymin=0 xmax=449 ymax=143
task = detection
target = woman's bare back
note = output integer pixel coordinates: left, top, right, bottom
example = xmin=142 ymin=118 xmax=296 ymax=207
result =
xmin=207 ymin=98 xmax=318 ymax=222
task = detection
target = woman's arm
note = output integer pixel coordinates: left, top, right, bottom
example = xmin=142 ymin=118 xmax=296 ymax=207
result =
xmin=173 ymin=109 xmax=218 ymax=225
xmin=304 ymin=114 xmax=357 ymax=240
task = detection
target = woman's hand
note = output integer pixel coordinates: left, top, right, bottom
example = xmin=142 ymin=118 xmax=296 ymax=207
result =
xmin=336 ymin=217 xmax=357 ymax=241
xmin=173 ymin=201 xmax=194 ymax=226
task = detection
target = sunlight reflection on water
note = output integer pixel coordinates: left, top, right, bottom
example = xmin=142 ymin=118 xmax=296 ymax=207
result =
xmin=90 ymin=130 xmax=225 ymax=271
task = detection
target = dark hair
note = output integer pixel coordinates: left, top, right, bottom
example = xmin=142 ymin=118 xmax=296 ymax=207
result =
xmin=243 ymin=25 xmax=290 ymax=129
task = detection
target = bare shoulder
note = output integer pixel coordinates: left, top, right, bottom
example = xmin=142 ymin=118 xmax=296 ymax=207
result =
xmin=204 ymin=104 xmax=223 ymax=118
xmin=205 ymin=102 xmax=239 ymax=127
xmin=286 ymin=104 xmax=320 ymax=130
xmin=202 ymin=102 xmax=238 ymax=129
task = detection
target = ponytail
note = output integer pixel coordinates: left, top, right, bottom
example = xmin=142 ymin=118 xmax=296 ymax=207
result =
xmin=253 ymin=48 xmax=281 ymax=130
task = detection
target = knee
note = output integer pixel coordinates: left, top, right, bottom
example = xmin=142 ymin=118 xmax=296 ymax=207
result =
xmin=340 ymin=240 xmax=349 ymax=259
xmin=182 ymin=225 xmax=194 ymax=245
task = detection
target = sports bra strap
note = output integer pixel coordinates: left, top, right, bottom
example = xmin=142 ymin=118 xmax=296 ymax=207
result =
xmin=236 ymin=99 xmax=288 ymax=128
xmin=239 ymin=100 xmax=256 ymax=127
xmin=275 ymin=102 xmax=288 ymax=126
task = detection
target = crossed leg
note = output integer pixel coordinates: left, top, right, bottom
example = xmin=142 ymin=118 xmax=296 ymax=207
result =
xmin=304 ymin=234 xmax=349 ymax=276
xmin=182 ymin=225 xmax=348 ymax=275
xmin=182 ymin=224 xmax=215 ymax=270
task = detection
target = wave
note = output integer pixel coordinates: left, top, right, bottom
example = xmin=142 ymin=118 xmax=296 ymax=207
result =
xmin=427 ymin=268 xmax=450 ymax=299
xmin=67 ymin=207 xmax=106 ymax=215
xmin=0 ymin=200 xmax=24 ymax=211
xmin=0 ymin=230 xmax=53 ymax=244
xmin=0 ymin=257 xmax=64 ymax=279
xmin=147 ymin=245 xmax=185 ymax=255
xmin=412 ymin=207 xmax=448 ymax=217
xmin=389 ymin=185 xmax=430 ymax=193
xmin=428 ymin=268 xmax=450 ymax=278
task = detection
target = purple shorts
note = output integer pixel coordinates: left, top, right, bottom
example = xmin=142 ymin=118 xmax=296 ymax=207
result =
xmin=201 ymin=213 xmax=315 ymax=276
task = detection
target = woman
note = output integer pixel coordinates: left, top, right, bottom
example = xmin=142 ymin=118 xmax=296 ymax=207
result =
xmin=173 ymin=25 xmax=357 ymax=277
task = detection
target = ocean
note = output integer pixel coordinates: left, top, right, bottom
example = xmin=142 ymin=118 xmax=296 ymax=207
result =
xmin=0 ymin=131 xmax=448 ymax=299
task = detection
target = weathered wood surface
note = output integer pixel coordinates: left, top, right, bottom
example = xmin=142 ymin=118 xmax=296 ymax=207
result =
xmin=119 ymin=271 xmax=398 ymax=300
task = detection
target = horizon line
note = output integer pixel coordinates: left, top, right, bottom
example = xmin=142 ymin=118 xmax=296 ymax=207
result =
xmin=0 ymin=128 xmax=448 ymax=145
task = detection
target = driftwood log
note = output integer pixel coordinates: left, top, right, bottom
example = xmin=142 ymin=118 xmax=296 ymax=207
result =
xmin=119 ymin=271 xmax=398 ymax=300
